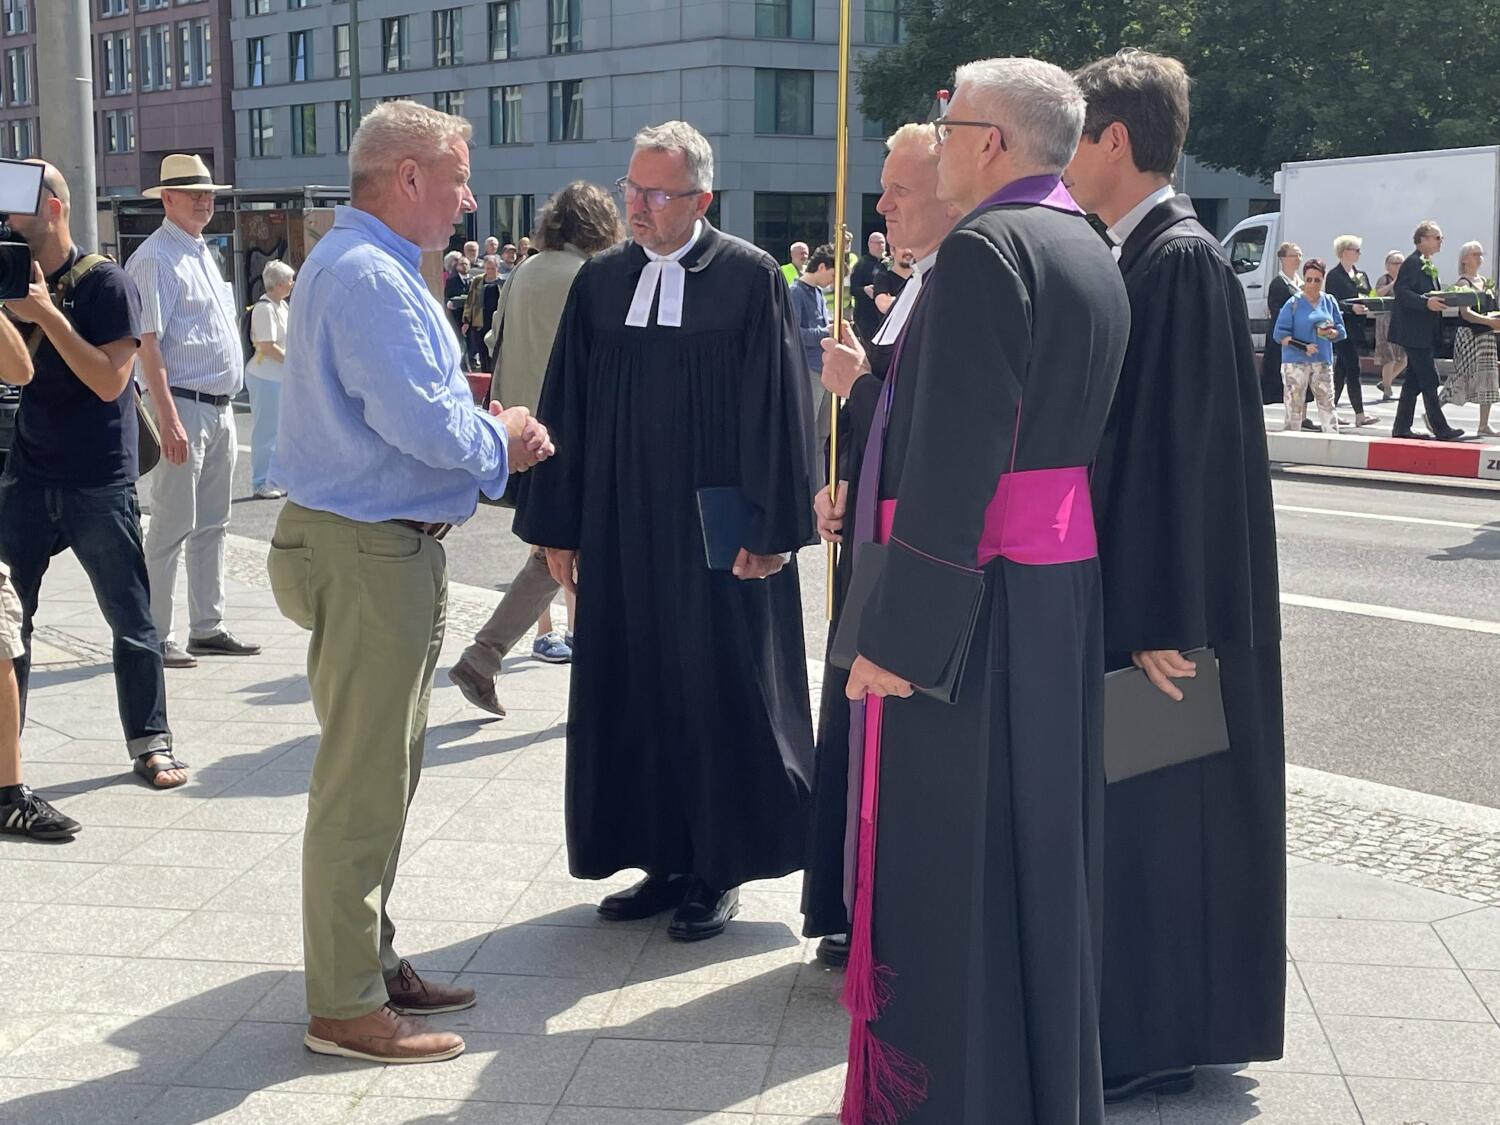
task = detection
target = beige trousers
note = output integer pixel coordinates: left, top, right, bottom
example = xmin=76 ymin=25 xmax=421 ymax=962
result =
xmin=267 ymin=501 xmax=447 ymax=1020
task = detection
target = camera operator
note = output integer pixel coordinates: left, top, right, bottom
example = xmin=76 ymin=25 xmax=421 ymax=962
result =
xmin=0 ymin=307 xmax=77 ymax=836
xmin=0 ymin=159 xmax=183 ymax=796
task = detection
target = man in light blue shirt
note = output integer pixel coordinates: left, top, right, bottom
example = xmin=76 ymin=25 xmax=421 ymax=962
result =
xmin=267 ymin=100 xmax=550 ymax=1067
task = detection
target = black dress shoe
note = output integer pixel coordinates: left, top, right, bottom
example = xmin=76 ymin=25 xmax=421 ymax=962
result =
xmin=597 ymin=873 xmax=690 ymax=921
xmin=186 ymin=630 xmax=262 ymax=657
xmin=1299 ymin=419 xmax=1321 ymax=432
xmin=1435 ymin=428 xmax=1466 ymax=442
xmin=1104 ymin=1066 xmax=1196 ymax=1103
xmin=667 ymin=881 xmax=740 ymax=942
xmin=816 ymin=935 xmax=850 ymax=968
xmin=1391 ymin=429 xmax=1416 ymax=440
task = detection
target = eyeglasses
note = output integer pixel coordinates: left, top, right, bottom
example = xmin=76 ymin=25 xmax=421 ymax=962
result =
xmin=932 ymin=118 xmax=1007 ymax=151
xmin=615 ymin=178 xmax=702 ymax=212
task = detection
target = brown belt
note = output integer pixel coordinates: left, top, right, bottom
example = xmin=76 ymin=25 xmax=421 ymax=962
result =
xmin=392 ymin=519 xmax=452 ymax=540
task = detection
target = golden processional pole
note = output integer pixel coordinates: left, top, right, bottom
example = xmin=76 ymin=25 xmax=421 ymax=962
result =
xmin=826 ymin=0 xmax=854 ymax=620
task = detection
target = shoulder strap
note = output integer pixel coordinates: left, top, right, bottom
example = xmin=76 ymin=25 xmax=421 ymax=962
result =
xmin=24 ymin=252 xmax=112 ymax=357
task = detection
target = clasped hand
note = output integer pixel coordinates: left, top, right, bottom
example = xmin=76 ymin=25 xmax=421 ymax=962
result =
xmin=489 ymin=401 xmax=553 ymax=472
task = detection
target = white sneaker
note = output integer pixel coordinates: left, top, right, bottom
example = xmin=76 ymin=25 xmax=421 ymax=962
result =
xmin=253 ymin=485 xmax=286 ymax=500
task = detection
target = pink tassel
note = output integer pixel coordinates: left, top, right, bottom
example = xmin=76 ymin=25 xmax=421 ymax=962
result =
xmin=842 ymin=1018 xmax=929 ymax=1125
xmin=839 ymin=694 xmax=930 ymax=1123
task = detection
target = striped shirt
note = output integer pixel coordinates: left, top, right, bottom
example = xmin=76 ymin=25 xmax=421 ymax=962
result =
xmin=125 ymin=218 xmax=243 ymax=396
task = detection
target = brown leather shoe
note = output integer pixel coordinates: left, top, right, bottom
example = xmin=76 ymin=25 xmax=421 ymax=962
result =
xmin=305 ymin=1004 xmax=464 ymax=1064
xmin=385 ymin=957 xmax=477 ymax=1015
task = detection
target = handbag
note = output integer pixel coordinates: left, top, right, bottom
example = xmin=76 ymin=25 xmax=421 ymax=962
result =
xmin=25 ymin=252 xmax=161 ymax=475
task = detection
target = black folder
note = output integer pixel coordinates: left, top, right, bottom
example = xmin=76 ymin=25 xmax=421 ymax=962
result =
xmin=1104 ymin=648 xmax=1230 ymax=784
xmin=828 ymin=541 xmax=984 ymax=704
xmin=695 ymin=486 xmax=756 ymax=571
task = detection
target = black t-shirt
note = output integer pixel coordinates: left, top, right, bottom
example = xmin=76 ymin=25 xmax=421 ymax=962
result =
xmin=482 ymin=277 xmax=503 ymax=324
xmin=8 ymin=249 xmax=143 ymax=486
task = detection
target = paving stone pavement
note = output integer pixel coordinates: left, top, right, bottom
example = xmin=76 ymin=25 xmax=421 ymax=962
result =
xmin=4 ymin=543 xmax=1499 ymax=1125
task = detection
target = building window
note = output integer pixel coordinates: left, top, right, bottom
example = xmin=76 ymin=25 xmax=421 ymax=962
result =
xmin=754 ymin=69 xmax=813 ymax=135
xmin=753 ymin=192 xmax=828 ymax=257
xmin=288 ymin=0 xmax=310 ymax=9
xmin=101 ymin=31 xmax=134 ymax=95
xmin=4 ymin=118 xmax=34 ymax=158
xmin=381 ymin=16 xmax=407 ymax=72
xmin=249 ymin=107 xmax=273 ymax=157
xmin=4 ymin=46 xmax=30 ymax=105
xmin=335 ymin=99 xmax=351 ymax=152
xmin=178 ymin=18 xmax=211 ymax=86
xmin=433 ymin=8 xmax=461 ymax=67
xmin=100 ymin=0 xmax=129 ymax=16
xmin=104 ymin=109 xmax=136 ymax=154
xmin=246 ymin=36 xmax=267 ymax=87
xmin=490 ymin=194 xmax=533 ymax=245
xmin=2 ymin=0 xmax=27 ymax=36
xmin=548 ymin=0 xmax=580 ymax=54
xmin=139 ymin=24 xmax=172 ymax=90
xmin=755 ymin=0 xmax=812 ymax=39
xmin=433 ymin=90 xmax=464 ymax=117
xmin=334 ymin=23 xmax=350 ymax=77
xmin=291 ymin=103 xmax=316 ymax=155
xmin=864 ymin=0 xmax=903 ymax=44
xmin=490 ymin=85 xmax=522 ymax=145
xmin=246 ymin=0 xmax=269 ymax=13
xmin=488 ymin=1 xmax=516 ymax=60
xmin=289 ymin=28 xmax=311 ymax=81
xmin=138 ymin=0 xmax=171 ymax=9
xmin=548 ymin=79 xmax=582 ymax=141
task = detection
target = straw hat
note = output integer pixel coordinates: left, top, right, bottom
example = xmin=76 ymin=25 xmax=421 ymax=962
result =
xmin=143 ymin=153 xmax=232 ymax=199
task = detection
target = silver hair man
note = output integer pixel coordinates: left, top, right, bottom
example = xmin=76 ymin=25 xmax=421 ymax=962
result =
xmin=633 ymin=120 xmax=715 ymax=191
xmin=952 ymin=57 xmax=1087 ymax=172
xmin=349 ymin=99 xmax=473 ymax=202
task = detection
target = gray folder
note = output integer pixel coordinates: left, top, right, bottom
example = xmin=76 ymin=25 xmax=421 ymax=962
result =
xmin=1104 ymin=648 xmax=1230 ymax=784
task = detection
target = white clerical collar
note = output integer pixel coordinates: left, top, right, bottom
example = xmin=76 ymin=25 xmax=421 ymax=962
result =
xmin=1280 ymin=271 xmax=1299 ymax=287
xmin=626 ymin=220 xmax=704 ymax=328
xmin=1106 ymin=183 xmax=1176 ymax=251
xmin=870 ymin=248 xmax=939 ymax=346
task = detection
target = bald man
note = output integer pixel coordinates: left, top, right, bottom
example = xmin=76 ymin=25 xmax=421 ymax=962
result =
xmin=781 ymin=241 xmax=809 ymax=285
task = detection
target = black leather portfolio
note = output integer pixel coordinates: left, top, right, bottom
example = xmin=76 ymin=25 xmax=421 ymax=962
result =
xmin=1104 ymin=647 xmax=1230 ymax=784
xmin=695 ymin=486 xmax=756 ymax=571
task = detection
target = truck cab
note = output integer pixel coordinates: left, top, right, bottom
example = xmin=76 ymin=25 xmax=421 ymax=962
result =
xmin=1223 ymin=212 xmax=1281 ymax=350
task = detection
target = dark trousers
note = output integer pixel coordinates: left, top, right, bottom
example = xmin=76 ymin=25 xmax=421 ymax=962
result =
xmin=0 ymin=472 xmax=171 ymax=759
xmin=466 ymin=328 xmax=490 ymax=373
xmin=1333 ymin=337 xmax=1366 ymax=413
xmin=1392 ymin=347 xmax=1453 ymax=435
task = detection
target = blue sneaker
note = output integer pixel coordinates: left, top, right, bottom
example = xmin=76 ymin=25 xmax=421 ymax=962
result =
xmin=532 ymin=630 xmax=572 ymax=664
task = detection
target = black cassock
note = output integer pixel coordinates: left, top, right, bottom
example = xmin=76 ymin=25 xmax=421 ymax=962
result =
xmin=847 ymin=192 xmax=1128 ymax=1124
xmin=515 ymin=224 xmax=818 ymax=891
xmin=801 ymin=330 xmax=890 ymax=939
xmin=1092 ymin=194 xmax=1286 ymax=1078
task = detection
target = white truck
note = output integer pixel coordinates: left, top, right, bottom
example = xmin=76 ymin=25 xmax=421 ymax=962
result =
xmin=1221 ymin=145 xmax=1500 ymax=350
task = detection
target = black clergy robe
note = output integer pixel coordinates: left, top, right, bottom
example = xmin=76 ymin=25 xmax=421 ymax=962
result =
xmin=846 ymin=187 xmax=1128 ymax=1125
xmin=514 ymin=223 xmax=818 ymax=891
xmin=801 ymin=349 xmax=888 ymax=939
xmin=1092 ymin=194 xmax=1286 ymax=1078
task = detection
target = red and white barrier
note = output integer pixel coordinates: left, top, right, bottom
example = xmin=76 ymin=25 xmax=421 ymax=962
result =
xmin=1267 ymin=430 xmax=1500 ymax=481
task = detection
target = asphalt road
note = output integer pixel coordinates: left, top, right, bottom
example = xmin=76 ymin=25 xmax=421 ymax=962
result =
xmin=227 ymin=412 xmax=1500 ymax=809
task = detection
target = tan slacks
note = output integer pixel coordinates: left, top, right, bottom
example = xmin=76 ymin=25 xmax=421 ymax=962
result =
xmin=267 ymin=501 xmax=447 ymax=1020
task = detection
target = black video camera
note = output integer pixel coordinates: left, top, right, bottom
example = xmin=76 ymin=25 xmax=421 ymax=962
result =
xmin=0 ymin=158 xmax=44 ymax=300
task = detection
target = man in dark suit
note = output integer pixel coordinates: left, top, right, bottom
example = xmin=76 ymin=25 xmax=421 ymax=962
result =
xmin=1389 ymin=221 xmax=1463 ymax=440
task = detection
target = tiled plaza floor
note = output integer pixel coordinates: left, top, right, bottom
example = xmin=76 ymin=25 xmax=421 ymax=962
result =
xmin=4 ymin=548 xmax=1498 ymax=1124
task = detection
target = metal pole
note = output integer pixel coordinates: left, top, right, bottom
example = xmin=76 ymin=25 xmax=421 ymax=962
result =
xmin=38 ymin=0 xmax=97 ymax=250
xmin=349 ymin=0 xmax=363 ymax=133
xmin=826 ymin=0 xmax=853 ymax=620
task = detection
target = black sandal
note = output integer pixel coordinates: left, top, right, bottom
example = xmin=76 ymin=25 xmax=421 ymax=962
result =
xmin=133 ymin=751 xmax=190 ymax=790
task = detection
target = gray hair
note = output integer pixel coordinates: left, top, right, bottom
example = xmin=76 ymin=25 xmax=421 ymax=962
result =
xmin=633 ymin=120 xmax=714 ymax=191
xmin=1458 ymin=240 xmax=1485 ymax=270
xmin=349 ymin=100 xmax=473 ymax=200
xmin=262 ymin=259 xmax=295 ymax=289
xmin=443 ymin=250 xmax=463 ymax=271
xmin=953 ymin=57 xmax=1086 ymax=172
xmin=1333 ymin=234 xmax=1362 ymax=256
xmin=482 ymin=254 xmax=501 ymax=270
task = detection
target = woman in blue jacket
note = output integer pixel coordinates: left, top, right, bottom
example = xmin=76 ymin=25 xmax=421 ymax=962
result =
xmin=1274 ymin=256 xmax=1346 ymax=432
